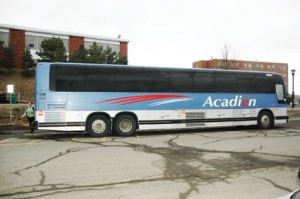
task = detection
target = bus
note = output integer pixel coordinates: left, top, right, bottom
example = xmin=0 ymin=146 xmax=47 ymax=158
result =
xmin=33 ymin=62 xmax=288 ymax=137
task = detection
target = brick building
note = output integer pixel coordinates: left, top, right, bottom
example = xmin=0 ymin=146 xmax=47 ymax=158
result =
xmin=0 ymin=23 xmax=129 ymax=68
xmin=193 ymin=59 xmax=289 ymax=92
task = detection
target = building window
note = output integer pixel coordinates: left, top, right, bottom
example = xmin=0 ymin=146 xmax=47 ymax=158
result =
xmin=283 ymin=65 xmax=286 ymax=71
xmin=217 ymin=62 xmax=221 ymax=67
xmin=84 ymin=40 xmax=120 ymax=53
xmin=0 ymin=31 xmax=9 ymax=47
xmin=62 ymin=39 xmax=69 ymax=53
xmin=25 ymin=35 xmax=69 ymax=52
xmin=255 ymin=64 xmax=259 ymax=70
xmin=108 ymin=44 xmax=120 ymax=52
xmin=244 ymin=63 xmax=247 ymax=69
xmin=248 ymin=64 xmax=252 ymax=69
xmin=272 ymin=65 xmax=275 ymax=71
xmin=267 ymin=65 xmax=271 ymax=70
xmin=25 ymin=35 xmax=38 ymax=50
xmin=260 ymin=64 xmax=264 ymax=69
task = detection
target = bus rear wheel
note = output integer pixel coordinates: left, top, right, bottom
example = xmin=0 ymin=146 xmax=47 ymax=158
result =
xmin=258 ymin=111 xmax=274 ymax=129
xmin=86 ymin=115 xmax=110 ymax=137
xmin=114 ymin=114 xmax=137 ymax=136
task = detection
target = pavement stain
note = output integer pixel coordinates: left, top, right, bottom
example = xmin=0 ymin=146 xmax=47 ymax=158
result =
xmin=2 ymin=130 xmax=300 ymax=199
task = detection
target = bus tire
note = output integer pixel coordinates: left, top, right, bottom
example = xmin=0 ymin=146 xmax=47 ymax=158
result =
xmin=114 ymin=114 xmax=137 ymax=136
xmin=86 ymin=115 xmax=110 ymax=137
xmin=257 ymin=111 xmax=273 ymax=129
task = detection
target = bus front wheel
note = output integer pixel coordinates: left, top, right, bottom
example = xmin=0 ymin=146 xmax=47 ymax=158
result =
xmin=86 ymin=115 xmax=110 ymax=137
xmin=258 ymin=111 xmax=274 ymax=129
xmin=114 ymin=114 xmax=137 ymax=136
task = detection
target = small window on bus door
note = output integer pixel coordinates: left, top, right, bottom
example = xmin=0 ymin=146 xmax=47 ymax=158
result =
xmin=275 ymin=84 xmax=285 ymax=104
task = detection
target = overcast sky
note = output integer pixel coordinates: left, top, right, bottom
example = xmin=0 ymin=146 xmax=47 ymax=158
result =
xmin=1 ymin=0 xmax=299 ymax=94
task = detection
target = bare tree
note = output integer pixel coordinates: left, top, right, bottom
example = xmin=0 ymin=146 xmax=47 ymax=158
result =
xmin=219 ymin=43 xmax=239 ymax=70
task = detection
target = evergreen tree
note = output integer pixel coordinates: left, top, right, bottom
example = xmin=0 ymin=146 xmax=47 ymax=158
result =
xmin=22 ymin=47 xmax=35 ymax=76
xmin=0 ymin=40 xmax=4 ymax=68
xmin=69 ymin=45 xmax=88 ymax=63
xmin=87 ymin=42 xmax=106 ymax=63
xmin=104 ymin=47 xmax=118 ymax=64
xmin=0 ymin=40 xmax=4 ymax=48
xmin=23 ymin=47 xmax=35 ymax=71
xmin=69 ymin=42 xmax=128 ymax=65
xmin=116 ymin=53 xmax=128 ymax=65
xmin=2 ymin=45 xmax=15 ymax=72
xmin=36 ymin=37 xmax=67 ymax=62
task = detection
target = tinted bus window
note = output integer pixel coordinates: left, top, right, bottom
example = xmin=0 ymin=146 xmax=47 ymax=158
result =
xmin=50 ymin=65 xmax=86 ymax=92
xmin=144 ymin=68 xmax=170 ymax=92
xmin=255 ymin=74 xmax=274 ymax=93
xmin=115 ymin=67 xmax=143 ymax=92
xmin=169 ymin=70 xmax=194 ymax=92
xmin=86 ymin=66 xmax=115 ymax=92
xmin=236 ymin=73 xmax=256 ymax=93
xmin=194 ymin=72 xmax=215 ymax=93
xmin=215 ymin=72 xmax=236 ymax=93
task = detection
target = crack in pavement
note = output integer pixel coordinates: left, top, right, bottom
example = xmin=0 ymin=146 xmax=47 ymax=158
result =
xmin=14 ymin=146 xmax=99 ymax=176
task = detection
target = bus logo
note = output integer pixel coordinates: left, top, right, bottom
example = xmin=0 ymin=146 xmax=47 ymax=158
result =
xmin=202 ymin=95 xmax=256 ymax=108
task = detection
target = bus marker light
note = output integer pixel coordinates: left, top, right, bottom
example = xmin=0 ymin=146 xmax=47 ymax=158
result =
xmin=38 ymin=111 xmax=43 ymax=116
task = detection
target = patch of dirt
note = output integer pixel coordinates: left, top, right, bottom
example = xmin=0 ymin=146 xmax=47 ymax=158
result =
xmin=0 ymin=104 xmax=29 ymax=130
xmin=288 ymin=109 xmax=300 ymax=118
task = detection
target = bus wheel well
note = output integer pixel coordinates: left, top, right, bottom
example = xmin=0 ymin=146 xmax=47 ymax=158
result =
xmin=258 ymin=109 xmax=274 ymax=119
xmin=257 ymin=109 xmax=274 ymax=129
xmin=114 ymin=112 xmax=139 ymax=130
xmin=86 ymin=112 xmax=111 ymax=130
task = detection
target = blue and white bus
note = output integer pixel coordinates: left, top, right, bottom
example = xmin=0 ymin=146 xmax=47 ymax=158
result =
xmin=34 ymin=62 xmax=288 ymax=137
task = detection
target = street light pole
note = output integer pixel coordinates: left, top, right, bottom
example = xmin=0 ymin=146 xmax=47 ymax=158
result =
xmin=291 ymin=69 xmax=296 ymax=108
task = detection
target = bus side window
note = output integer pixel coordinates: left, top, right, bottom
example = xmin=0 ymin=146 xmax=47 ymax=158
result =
xmin=236 ymin=73 xmax=255 ymax=93
xmin=215 ymin=72 xmax=236 ymax=93
xmin=86 ymin=66 xmax=115 ymax=92
xmin=144 ymin=68 xmax=169 ymax=92
xmin=115 ymin=67 xmax=143 ymax=92
xmin=51 ymin=65 xmax=86 ymax=92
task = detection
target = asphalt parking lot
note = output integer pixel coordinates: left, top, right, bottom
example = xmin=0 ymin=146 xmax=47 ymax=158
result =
xmin=0 ymin=123 xmax=300 ymax=199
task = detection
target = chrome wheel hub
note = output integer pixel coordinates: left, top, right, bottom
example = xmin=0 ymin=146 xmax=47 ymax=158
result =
xmin=92 ymin=119 xmax=106 ymax=134
xmin=261 ymin=115 xmax=270 ymax=127
xmin=119 ymin=119 xmax=132 ymax=133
